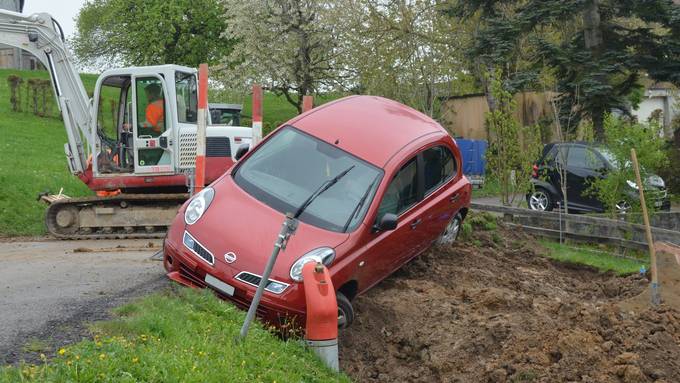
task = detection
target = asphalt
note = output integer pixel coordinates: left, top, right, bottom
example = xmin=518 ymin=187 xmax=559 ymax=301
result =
xmin=0 ymin=239 xmax=169 ymax=364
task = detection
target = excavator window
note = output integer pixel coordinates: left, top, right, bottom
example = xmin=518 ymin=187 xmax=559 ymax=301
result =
xmin=176 ymin=72 xmax=197 ymax=123
xmin=96 ymin=75 xmax=133 ymax=173
xmin=135 ymin=77 xmax=168 ymax=167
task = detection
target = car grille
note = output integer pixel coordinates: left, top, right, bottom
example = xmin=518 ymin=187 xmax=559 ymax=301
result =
xmin=183 ymin=231 xmax=214 ymax=265
xmin=235 ymin=272 xmax=289 ymax=294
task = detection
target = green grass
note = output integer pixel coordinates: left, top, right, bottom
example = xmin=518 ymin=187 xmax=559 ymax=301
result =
xmin=540 ymin=239 xmax=648 ymax=276
xmin=0 ymin=288 xmax=349 ymax=382
xmin=471 ymin=177 xmax=501 ymax=198
xmin=0 ymin=69 xmax=94 ymax=236
xmin=0 ymin=68 xmax=341 ymax=236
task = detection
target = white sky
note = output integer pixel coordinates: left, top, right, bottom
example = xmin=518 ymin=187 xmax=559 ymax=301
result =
xmin=23 ymin=0 xmax=88 ymax=40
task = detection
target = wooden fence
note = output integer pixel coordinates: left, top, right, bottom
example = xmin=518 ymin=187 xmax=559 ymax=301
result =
xmin=471 ymin=203 xmax=680 ymax=250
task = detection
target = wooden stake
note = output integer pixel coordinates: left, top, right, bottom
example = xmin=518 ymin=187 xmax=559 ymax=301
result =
xmin=631 ymin=148 xmax=660 ymax=305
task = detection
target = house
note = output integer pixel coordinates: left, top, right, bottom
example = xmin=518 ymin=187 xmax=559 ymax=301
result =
xmin=0 ymin=0 xmax=42 ymax=70
xmin=631 ymin=82 xmax=677 ymax=138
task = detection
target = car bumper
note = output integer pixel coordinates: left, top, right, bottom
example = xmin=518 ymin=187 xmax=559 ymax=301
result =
xmin=162 ymin=232 xmax=306 ymax=329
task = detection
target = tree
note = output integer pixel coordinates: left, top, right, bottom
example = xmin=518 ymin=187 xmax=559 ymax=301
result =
xmin=73 ymin=0 xmax=233 ymax=68
xmin=453 ymin=0 xmax=680 ymax=142
xmin=221 ymin=0 xmax=348 ymax=113
xmin=339 ymin=1 xmax=476 ymax=118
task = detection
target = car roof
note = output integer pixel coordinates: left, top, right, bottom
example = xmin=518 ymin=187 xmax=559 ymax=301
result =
xmin=290 ymin=95 xmax=446 ymax=167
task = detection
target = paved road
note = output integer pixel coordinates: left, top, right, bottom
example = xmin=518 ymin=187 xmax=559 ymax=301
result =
xmin=0 ymin=239 xmax=168 ymax=364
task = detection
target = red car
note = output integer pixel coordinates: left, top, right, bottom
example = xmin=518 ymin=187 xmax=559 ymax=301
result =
xmin=163 ymin=96 xmax=471 ymax=328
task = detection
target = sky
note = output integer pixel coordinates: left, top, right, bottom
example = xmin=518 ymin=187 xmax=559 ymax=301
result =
xmin=23 ymin=0 xmax=88 ymax=40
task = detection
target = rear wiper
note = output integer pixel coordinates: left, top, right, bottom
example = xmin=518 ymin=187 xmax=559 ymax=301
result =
xmin=294 ymin=165 xmax=355 ymax=219
xmin=342 ymin=177 xmax=378 ymax=232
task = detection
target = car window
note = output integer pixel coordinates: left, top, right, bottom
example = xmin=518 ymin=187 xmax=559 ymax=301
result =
xmin=233 ymin=126 xmax=382 ymax=233
xmin=423 ymin=146 xmax=456 ymax=195
xmin=585 ymin=149 xmax=605 ymax=169
xmin=376 ymin=157 xmax=418 ymax=220
xmin=566 ymin=146 xmax=587 ymax=168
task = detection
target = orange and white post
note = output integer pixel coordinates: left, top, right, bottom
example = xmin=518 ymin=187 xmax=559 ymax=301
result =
xmin=252 ymin=84 xmax=263 ymax=145
xmin=195 ymin=63 xmax=208 ymax=192
xmin=302 ymin=95 xmax=314 ymax=113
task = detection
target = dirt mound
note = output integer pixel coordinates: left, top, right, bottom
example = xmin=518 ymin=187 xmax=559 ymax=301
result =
xmin=340 ymin=222 xmax=680 ymax=382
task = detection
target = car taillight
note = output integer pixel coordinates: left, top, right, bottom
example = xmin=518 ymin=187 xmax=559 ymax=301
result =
xmin=532 ymin=164 xmax=539 ymax=178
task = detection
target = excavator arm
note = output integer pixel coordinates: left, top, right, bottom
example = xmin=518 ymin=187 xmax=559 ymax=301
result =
xmin=0 ymin=9 xmax=91 ymax=174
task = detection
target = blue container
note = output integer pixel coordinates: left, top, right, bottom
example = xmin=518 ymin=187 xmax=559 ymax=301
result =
xmin=455 ymin=139 xmax=487 ymax=176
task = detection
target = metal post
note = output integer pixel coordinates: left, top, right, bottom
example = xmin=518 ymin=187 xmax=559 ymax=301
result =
xmin=195 ymin=63 xmax=209 ymax=192
xmin=239 ymin=214 xmax=298 ymax=340
xmin=631 ymin=148 xmax=660 ymax=305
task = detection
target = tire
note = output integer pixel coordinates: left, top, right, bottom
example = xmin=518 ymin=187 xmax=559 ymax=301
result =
xmin=436 ymin=212 xmax=462 ymax=245
xmin=336 ymin=291 xmax=354 ymax=329
xmin=528 ymin=188 xmax=554 ymax=212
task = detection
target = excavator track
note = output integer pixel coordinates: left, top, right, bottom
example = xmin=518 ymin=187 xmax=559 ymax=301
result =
xmin=46 ymin=193 xmax=188 ymax=240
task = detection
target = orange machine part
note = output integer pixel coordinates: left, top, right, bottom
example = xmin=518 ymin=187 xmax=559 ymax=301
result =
xmin=302 ymin=262 xmax=338 ymax=341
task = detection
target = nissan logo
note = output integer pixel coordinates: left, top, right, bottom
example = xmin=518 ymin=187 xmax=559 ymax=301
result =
xmin=224 ymin=252 xmax=237 ymax=264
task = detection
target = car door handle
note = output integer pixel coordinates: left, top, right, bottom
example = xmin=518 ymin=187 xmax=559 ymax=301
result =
xmin=410 ymin=218 xmax=422 ymax=229
xmin=449 ymin=193 xmax=460 ymax=203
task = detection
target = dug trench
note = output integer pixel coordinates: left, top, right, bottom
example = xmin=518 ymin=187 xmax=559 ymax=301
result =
xmin=339 ymin=219 xmax=680 ymax=382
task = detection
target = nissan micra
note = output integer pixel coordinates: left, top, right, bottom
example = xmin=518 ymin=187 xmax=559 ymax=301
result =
xmin=163 ymin=96 xmax=471 ymax=328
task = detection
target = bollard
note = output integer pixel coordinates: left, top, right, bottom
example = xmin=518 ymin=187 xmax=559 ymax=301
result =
xmin=195 ymin=63 xmax=209 ymax=192
xmin=302 ymin=95 xmax=314 ymax=113
xmin=302 ymin=261 xmax=339 ymax=372
xmin=252 ymin=84 xmax=263 ymax=145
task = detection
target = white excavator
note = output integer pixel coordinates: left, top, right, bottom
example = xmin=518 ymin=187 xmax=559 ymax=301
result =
xmin=0 ymin=9 xmax=252 ymax=239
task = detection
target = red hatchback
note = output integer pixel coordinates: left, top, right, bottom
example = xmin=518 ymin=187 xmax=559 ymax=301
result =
xmin=163 ymin=96 xmax=471 ymax=328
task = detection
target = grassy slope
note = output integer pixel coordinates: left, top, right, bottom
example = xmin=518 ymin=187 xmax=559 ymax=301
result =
xmin=0 ymin=69 xmax=95 ymax=236
xmin=0 ymin=68 xmax=335 ymax=236
xmin=0 ymin=288 xmax=348 ymax=382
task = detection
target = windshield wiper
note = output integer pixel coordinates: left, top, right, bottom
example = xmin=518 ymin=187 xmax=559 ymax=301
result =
xmin=342 ymin=177 xmax=378 ymax=232
xmin=294 ymin=165 xmax=355 ymax=219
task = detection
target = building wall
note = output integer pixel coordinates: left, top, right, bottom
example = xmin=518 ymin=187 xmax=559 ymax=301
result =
xmin=0 ymin=0 xmax=38 ymax=70
xmin=440 ymin=92 xmax=556 ymax=141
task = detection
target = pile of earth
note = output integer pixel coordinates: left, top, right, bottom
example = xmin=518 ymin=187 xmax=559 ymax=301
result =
xmin=339 ymin=216 xmax=680 ymax=382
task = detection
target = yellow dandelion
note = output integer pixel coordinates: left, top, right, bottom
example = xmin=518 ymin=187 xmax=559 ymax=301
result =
xmin=39 ymin=353 xmax=46 ymax=361
xmin=66 ymin=360 xmax=72 ymax=366
xmin=75 ymin=355 xmax=80 ymax=360
xmin=58 ymin=348 xmax=66 ymax=356
xmin=132 ymin=357 xmax=139 ymax=364
xmin=99 ymin=353 xmax=106 ymax=360
xmin=96 ymin=341 xmax=103 ymax=347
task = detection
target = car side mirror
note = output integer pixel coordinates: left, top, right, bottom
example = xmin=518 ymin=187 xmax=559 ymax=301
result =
xmin=234 ymin=143 xmax=249 ymax=161
xmin=374 ymin=213 xmax=398 ymax=232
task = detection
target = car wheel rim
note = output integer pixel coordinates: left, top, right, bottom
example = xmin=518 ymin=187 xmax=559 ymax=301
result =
xmin=440 ymin=216 xmax=461 ymax=244
xmin=529 ymin=191 xmax=549 ymax=211
xmin=337 ymin=307 xmax=347 ymax=328
xmin=616 ymin=200 xmax=631 ymax=214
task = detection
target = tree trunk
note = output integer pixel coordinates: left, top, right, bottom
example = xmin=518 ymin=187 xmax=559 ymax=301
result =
xmin=592 ymin=107 xmax=605 ymax=142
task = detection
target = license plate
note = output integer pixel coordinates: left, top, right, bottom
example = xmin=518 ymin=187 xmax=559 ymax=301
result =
xmin=205 ymin=274 xmax=235 ymax=296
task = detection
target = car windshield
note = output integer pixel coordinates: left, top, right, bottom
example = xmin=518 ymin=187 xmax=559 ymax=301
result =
xmin=233 ymin=126 xmax=383 ymax=232
xmin=598 ymin=147 xmax=623 ymax=169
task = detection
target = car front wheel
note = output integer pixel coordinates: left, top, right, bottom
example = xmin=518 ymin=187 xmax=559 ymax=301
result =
xmin=528 ymin=188 xmax=554 ymax=212
xmin=436 ymin=212 xmax=462 ymax=246
xmin=337 ymin=291 xmax=354 ymax=329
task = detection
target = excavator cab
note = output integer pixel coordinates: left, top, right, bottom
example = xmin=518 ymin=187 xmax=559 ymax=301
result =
xmin=92 ymin=66 xmax=198 ymax=177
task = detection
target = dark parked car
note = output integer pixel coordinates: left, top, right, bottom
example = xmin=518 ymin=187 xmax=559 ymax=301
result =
xmin=527 ymin=142 xmax=671 ymax=213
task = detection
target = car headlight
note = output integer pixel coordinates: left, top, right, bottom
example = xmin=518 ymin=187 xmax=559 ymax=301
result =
xmin=184 ymin=187 xmax=215 ymax=225
xmin=626 ymin=180 xmax=639 ymax=190
xmin=289 ymin=247 xmax=335 ymax=282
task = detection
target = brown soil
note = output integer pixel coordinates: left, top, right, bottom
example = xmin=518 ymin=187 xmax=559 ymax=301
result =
xmin=340 ymin=223 xmax=680 ymax=383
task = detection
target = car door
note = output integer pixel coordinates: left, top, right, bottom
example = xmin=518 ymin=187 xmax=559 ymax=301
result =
xmin=566 ymin=145 xmax=605 ymax=211
xmin=356 ymin=155 xmax=425 ymax=290
xmin=418 ymin=144 xmax=462 ymax=246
